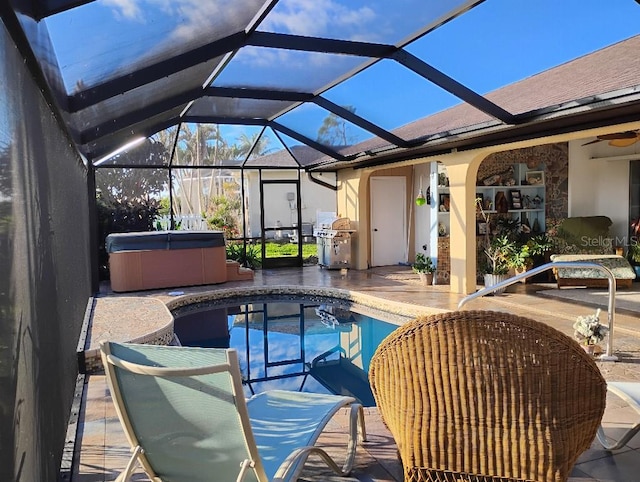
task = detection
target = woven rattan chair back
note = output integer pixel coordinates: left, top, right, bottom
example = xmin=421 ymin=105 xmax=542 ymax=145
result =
xmin=369 ymin=310 xmax=606 ymax=482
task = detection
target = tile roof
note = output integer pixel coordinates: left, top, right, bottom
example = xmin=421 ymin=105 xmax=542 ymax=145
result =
xmin=327 ymin=34 xmax=640 ymax=167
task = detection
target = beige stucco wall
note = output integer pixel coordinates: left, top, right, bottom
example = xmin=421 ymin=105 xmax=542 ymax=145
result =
xmin=336 ymin=153 xmax=490 ymax=292
xmin=335 ymin=120 xmax=640 ymax=294
xmin=336 ymin=168 xmax=366 ymax=269
xmin=337 ymin=166 xmax=414 ymax=270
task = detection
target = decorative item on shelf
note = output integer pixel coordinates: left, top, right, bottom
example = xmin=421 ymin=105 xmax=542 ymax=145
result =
xmin=438 ymin=222 xmax=447 ymax=236
xmin=495 ymin=191 xmax=509 ymax=213
xmin=522 ymin=195 xmax=531 ymax=209
xmin=522 ymin=214 xmax=531 ymax=234
xmin=532 ymin=195 xmax=543 ymax=209
xmin=481 ymin=165 xmax=515 ymax=186
xmin=573 ymin=308 xmax=608 ymax=356
xmin=509 ymin=189 xmax=522 ymax=210
xmin=482 ymin=174 xmax=501 ymax=186
xmin=439 ymin=194 xmax=450 ymax=212
xmin=532 ymin=218 xmax=541 ymax=233
xmin=525 ymin=170 xmax=545 ymax=185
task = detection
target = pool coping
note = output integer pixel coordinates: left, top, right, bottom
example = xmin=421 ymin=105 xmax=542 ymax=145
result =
xmin=82 ymin=285 xmax=447 ymax=373
xmin=166 ymin=285 xmax=447 ymax=324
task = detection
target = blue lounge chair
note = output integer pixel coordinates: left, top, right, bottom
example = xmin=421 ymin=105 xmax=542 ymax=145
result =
xmin=100 ymin=341 xmax=366 ymax=482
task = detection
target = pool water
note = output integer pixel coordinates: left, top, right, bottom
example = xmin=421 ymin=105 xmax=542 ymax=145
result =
xmin=173 ymin=301 xmax=398 ymax=406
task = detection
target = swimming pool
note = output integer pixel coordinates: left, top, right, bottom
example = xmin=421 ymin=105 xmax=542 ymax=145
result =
xmin=171 ymin=294 xmax=406 ymax=406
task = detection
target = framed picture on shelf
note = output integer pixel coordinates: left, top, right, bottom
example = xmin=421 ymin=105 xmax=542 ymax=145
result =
xmin=439 ymin=193 xmax=450 ymax=212
xmin=509 ymin=189 xmax=522 ymax=210
xmin=525 ymin=170 xmax=544 ymax=185
xmin=477 ymin=221 xmax=488 ymax=236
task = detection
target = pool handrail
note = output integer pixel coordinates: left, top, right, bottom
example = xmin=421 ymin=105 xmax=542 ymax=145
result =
xmin=457 ymin=261 xmax=618 ymax=362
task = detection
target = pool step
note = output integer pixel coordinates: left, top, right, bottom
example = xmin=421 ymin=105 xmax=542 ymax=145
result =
xmin=309 ymin=357 xmax=376 ymax=407
xmin=226 ymin=260 xmax=254 ymax=281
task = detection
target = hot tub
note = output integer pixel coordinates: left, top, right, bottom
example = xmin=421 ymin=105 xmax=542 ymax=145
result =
xmin=106 ymin=231 xmax=228 ymax=292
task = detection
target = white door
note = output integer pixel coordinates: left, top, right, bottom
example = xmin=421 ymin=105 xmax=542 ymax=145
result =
xmin=371 ymin=176 xmax=407 ymax=266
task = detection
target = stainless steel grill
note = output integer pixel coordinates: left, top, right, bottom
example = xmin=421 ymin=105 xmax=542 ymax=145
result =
xmin=314 ymin=215 xmax=355 ymax=269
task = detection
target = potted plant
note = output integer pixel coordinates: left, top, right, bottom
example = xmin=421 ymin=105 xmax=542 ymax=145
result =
xmin=476 ymin=198 xmax=517 ymax=292
xmin=572 ymin=308 xmax=608 ymax=355
xmin=412 ymin=252 xmax=435 ymax=285
xmin=526 ymin=234 xmax=554 ymax=264
xmin=627 ymin=241 xmax=640 ymax=279
xmin=482 ymin=234 xmax=516 ymax=292
xmin=511 ymin=234 xmax=554 ymax=281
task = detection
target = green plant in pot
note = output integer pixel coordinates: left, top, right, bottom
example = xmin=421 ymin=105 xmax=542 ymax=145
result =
xmin=526 ymin=234 xmax=554 ymax=262
xmin=476 ymin=198 xmax=517 ymax=291
xmin=507 ymin=242 xmax=531 ymax=273
xmin=509 ymin=233 xmax=554 ymax=274
xmin=627 ymin=241 xmax=640 ymax=278
xmin=412 ymin=252 xmax=435 ymax=285
xmin=483 ymin=235 xmax=515 ymax=274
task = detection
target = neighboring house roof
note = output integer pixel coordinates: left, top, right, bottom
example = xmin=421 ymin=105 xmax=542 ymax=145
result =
xmin=317 ymin=34 xmax=640 ymax=170
xmin=247 ymin=144 xmax=340 ymax=168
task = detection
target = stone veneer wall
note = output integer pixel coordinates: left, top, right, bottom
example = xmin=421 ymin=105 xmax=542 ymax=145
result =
xmin=436 ymin=237 xmax=450 ymax=284
xmin=479 ymin=143 xmax=569 ymax=220
xmin=438 ymin=143 xmax=569 ymax=283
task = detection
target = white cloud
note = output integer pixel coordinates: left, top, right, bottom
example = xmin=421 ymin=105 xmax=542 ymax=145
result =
xmin=100 ymin=0 xmax=145 ymax=22
xmin=263 ymin=0 xmax=377 ymax=40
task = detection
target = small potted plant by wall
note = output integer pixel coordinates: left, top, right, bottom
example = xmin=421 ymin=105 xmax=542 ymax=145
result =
xmin=412 ymin=252 xmax=435 ymax=285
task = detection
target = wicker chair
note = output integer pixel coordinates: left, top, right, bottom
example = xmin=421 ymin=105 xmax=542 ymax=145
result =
xmin=369 ymin=310 xmax=607 ymax=482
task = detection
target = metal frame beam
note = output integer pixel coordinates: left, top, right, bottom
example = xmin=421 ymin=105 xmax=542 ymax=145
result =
xmin=391 ymin=50 xmax=517 ymax=125
xmin=313 ymin=97 xmax=413 ymax=148
xmin=32 ymin=0 xmax=96 ymax=19
xmin=205 ymin=87 xmax=412 ymax=147
xmin=206 ymin=86 xmax=313 ymax=103
xmin=85 ymin=117 xmax=181 ymax=161
xmin=79 ymin=88 xmax=203 ymax=143
xmin=248 ymin=31 xmax=396 ymax=58
xmin=68 ymin=28 xmax=519 ymax=157
xmin=67 ymin=31 xmax=247 ymax=112
xmin=269 ymin=121 xmax=347 ymax=161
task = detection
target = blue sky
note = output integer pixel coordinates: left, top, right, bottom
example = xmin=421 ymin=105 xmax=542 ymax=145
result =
xmin=44 ymin=0 xmax=640 ymax=152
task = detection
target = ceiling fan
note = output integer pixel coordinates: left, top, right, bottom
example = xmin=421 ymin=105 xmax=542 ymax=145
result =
xmin=582 ymin=130 xmax=640 ymax=147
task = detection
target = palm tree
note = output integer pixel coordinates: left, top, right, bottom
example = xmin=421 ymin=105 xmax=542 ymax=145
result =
xmin=237 ymin=131 xmax=271 ymax=160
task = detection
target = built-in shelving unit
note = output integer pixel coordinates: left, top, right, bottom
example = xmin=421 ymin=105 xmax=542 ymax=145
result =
xmin=435 ymin=163 xmax=546 ymax=235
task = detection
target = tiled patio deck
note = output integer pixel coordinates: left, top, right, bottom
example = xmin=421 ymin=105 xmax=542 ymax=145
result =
xmin=72 ymin=266 xmax=640 ymax=481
